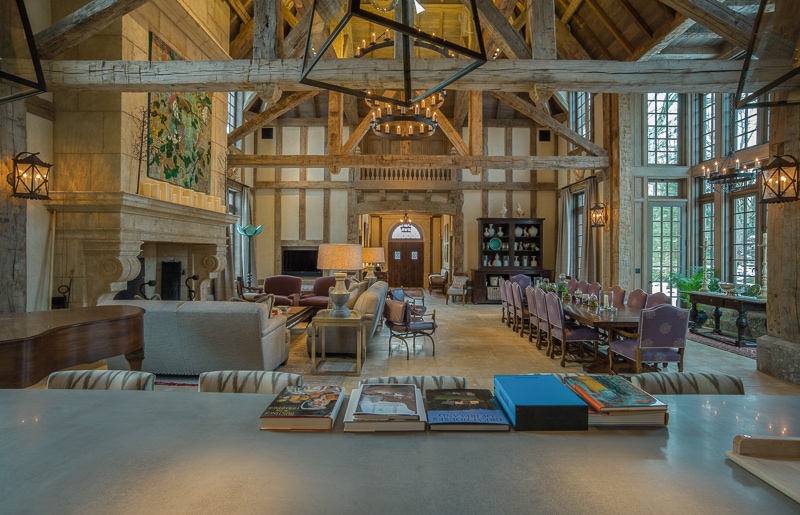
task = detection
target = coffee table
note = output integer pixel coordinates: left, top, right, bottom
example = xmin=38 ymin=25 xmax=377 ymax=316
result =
xmin=275 ymin=305 xmax=313 ymax=329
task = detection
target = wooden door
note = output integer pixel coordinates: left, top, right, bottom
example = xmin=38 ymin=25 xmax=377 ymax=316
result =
xmin=388 ymin=241 xmax=425 ymax=287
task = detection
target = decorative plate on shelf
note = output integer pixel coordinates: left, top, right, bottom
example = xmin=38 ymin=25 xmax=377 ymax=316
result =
xmin=488 ymin=237 xmax=502 ymax=250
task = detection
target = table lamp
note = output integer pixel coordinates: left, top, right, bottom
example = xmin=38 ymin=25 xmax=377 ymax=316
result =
xmin=317 ymin=243 xmax=363 ymax=317
xmin=362 ymin=247 xmax=386 ymax=283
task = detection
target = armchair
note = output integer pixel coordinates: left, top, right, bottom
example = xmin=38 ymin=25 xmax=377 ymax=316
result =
xmin=445 ymin=274 xmax=468 ymax=305
xmin=262 ymin=275 xmax=303 ymax=306
xmin=383 ymin=298 xmax=437 ymax=359
xmin=428 ymin=268 xmax=449 ymax=294
xmin=388 ymin=287 xmax=427 ymax=316
xmin=300 ymin=275 xmax=351 ymax=315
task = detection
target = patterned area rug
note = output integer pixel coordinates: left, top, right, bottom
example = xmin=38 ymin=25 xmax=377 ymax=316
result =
xmin=687 ymin=332 xmax=757 ymax=359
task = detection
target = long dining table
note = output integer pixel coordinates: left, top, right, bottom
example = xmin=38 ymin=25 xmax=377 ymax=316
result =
xmin=561 ymin=300 xmax=643 ymax=371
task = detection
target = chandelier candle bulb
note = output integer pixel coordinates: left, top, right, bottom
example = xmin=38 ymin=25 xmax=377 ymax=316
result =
xmin=371 ymin=32 xmax=376 ymax=43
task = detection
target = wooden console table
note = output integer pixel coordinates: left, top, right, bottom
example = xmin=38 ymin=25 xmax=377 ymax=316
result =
xmin=0 ymin=306 xmax=145 ymax=388
xmin=687 ymin=291 xmax=766 ymax=347
xmin=310 ymin=310 xmax=366 ymax=376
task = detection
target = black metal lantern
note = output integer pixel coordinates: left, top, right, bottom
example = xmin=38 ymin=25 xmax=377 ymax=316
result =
xmin=589 ymin=203 xmax=606 ymax=228
xmin=760 ymin=154 xmax=800 ymax=204
xmin=0 ymin=0 xmax=48 ymax=105
xmin=300 ymin=0 xmax=486 ymax=109
xmin=8 ymin=152 xmax=51 ymax=200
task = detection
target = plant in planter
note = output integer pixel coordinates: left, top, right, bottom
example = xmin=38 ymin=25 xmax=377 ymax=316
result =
xmin=667 ymin=267 xmax=720 ymax=327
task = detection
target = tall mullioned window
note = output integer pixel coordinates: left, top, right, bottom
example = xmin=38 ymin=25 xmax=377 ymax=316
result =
xmin=732 ymin=194 xmax=757 ymax=285
xmin=647 ymin=93 xmax=680 ymax=164
xmin=700 ymin=201 xmax=714 ymax=273
xmin=571 ymin=92 xmax=592 ymax=149
xmin=734 ymin=99 xmax=759 ymax=150
xmin=572 ymin=191 xmax=585 ymax=279
xmin=700 ymin=93 xmax=715 ymax=161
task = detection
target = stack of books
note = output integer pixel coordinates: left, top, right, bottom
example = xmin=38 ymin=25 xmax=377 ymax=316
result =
xmin=562 ymin=375 xmax=669 ymax=427
xmin=343 ymin=383 xmax=427 ymax=432
xmin=494 ymin=375 xmax=588 ymax=431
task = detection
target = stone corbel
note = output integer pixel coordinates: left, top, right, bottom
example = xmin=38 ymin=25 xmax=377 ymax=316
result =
xmin=189 ymin=245 xmax=228 ymax=301
xmin=82 ymin=240 xmax=144 ymax=306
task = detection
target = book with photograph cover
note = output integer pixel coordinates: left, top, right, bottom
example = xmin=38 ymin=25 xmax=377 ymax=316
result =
xmin=260 ymin=385 xmax=344 ymax=431
xmin=562 ymin=375 xmax=667 ymax=413
xmin=344 ymin=385 xmax=427 ymax=432
xmin=425 ymin=389 xmax=510 ymax=431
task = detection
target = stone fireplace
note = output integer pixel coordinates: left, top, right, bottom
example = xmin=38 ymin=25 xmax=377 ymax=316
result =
xmin=47 ymin=191 xmax=237 ymax=307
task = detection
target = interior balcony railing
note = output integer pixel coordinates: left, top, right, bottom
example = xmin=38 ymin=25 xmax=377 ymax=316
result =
xmin=354 ymin=167 xmax=456 ymax=191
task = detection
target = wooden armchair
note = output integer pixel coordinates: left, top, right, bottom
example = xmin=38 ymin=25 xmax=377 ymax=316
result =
xmin=445 ymin=274 xmax=468 ymax=305
xmin=428 ymin=268 xmax=449 ymax=294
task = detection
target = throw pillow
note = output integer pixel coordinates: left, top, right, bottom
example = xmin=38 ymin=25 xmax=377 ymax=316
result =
xmin=345 ymin=280 xmax=367 ymax=310
xmin=254 ymin=293 xmax=275 ymax=315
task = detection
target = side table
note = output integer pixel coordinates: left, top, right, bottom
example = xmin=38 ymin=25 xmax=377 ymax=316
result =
xmin=310 ymin=310 xmax=366 ymax=376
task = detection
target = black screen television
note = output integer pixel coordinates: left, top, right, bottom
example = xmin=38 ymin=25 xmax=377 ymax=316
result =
xmin=282 ymin=248 xmax=322 ymax=277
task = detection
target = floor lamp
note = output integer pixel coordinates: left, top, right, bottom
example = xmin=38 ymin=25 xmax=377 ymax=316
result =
xmin=317 ymin=244 xmax=363 ymax=317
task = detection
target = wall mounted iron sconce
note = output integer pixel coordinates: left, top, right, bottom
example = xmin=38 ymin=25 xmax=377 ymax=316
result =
xmin=589 ymin=203 xmax=607 ymax=228
xmin=760 ymin=154 xmax=800 ymax=203
xmin=8 ymin=151 xmax=51 ymax=200
xmin=185 ymin=274 xmax=200 ymax=300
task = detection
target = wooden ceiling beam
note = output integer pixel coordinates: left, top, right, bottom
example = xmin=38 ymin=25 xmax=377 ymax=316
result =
xmin=433 ymin=109 xmax=470 ymax=156
xmin=341 ymin=112 xmax=373 ymax=156
xmin=584 ymin=0 xmax=635 ymax=55
xmin=229 ymin=153 xmax=609 ymax=170
xmin=631 ymin=14 xmax=693 ymax=62
xmin=618 ymin=0 xmax=654 ymax=38
xmin=227 ymin=90 xmax=319 ymax=146
xmin=561 ymin=4 xmax=614 ymax=59
xmin=227 ymin=0 xmax=251 ymax=23
xmin=35 ymin=0 xmax=149 ymax=59
xmin=554 ymin=18 xmax=592 ymax=60
xmin=560 ymin=0 xmax=585 ymax=24
xmin=657 ymin=0 xmax=753 ymax=49
xmin=492 ymin=91 xmax=607 ymax=156
xmin=530 ymin=0 xmax=557 ymax=59
xmin=45 ymin=58 xmax=766 ymax=94
xmin=472 ymin=0 xmax=532 ymax=59
xmin=230 ymin=17 xmax=255 ymax=58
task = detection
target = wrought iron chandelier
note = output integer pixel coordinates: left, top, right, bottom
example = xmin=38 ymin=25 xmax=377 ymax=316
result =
xmin=300 ymin=0 xmax=486 ymax=109
xmin=366 ymin=90 xmax=444 ymax=139
xmin=703 ymin=152 xmax=758 ymax=194
xmin=400 ymin=212 xmax=412 ymax=232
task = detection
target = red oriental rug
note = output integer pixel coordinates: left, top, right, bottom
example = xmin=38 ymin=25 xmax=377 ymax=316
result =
xmin=687 ymin=332 xmax=756 ymax=360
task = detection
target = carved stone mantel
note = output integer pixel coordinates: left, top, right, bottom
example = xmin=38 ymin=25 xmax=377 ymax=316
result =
xmin=46 ymin=192 xmax=236 ymax=306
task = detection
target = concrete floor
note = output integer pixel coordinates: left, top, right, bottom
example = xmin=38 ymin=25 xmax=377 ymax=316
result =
xmin=293 ymin=290 xmax=800 ymax=396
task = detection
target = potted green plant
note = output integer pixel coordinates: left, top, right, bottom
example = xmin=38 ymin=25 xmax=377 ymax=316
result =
xmin=667 ymin=267 xmax=720 ymax=327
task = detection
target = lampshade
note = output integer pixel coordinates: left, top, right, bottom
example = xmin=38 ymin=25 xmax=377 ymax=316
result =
xmin=317 ymin=244 xmax=364 ymax=271
xmin=362 ymin=247 xmax=386 ymax=265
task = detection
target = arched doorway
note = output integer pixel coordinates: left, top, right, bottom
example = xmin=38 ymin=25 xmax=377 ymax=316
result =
xmin=388 ymin=221 xmax=424 ymax=287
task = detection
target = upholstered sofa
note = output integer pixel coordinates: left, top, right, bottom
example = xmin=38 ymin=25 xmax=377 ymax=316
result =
xmin=99 ymin=300 xmax=288 ymax=375
xmin=306 ymin=280 xmax=389 ymax=355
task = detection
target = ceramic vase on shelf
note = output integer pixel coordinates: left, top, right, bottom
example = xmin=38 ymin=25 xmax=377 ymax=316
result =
xmin=492 ymin=254 xmax=502 ymax=267
xmin=514 ymin=257 xmax=520 ymax=267
xmin=515 ymin=226 xmax=523 ymax=237
xmin=483 ymin=255 xmax=488 ymax=267
xmin=529 ymin=226 xmax=538 ymax=237
xmin=488 ymin=224 xmax=495 ymax=237
xmin=503 ymin=257 xmax=509 ymax=266
xmin=484 ymin=227 xmax=490 ymax=237
xmin=522 ymin=256 xmax=528 ymax=267
xmin=497 ymin=227 xmax=504 ymax=237
xmin=532 ymin=257 xmax=538 ymax=267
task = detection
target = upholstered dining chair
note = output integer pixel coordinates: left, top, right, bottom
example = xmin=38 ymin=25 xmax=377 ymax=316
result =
xmin=567 ymin=278 xmax=578 ymax=294
xmin=630 ymin=372 xmax=744 ymax=395
xmin=525 ymin=285 xmax=540 ymax=346
xmin=608 ymin=303 xmax=690 ymax=374
xmin=510 ymin=281 xmax=530 ymax=337
xmin=383 ymin=298 xmax=437 ymax=359
xmin=608 ymin=285 xmax=626 ymax=307
xmin=503 ymin=279 xmax=516 ymax=328
xmin=359 ymin=375 xmax=466 ymax=393
xmin=587 ymin=282 xmax=603 ymax=298
xmin=544 ymin=291 xmax=602 ymax=367
xmin=645 ymin=291 xmax=671 ymax=307
xmin=508 ymin=274 xmax=532 ymax=290
xmin=626 ymin=289 xmax=648 ymax=309
xmin=575 ymin=279 xmax=589 ymax=294
xmin=197 ymin=370 xmax=303 ymax=394
xmin=499 ymin=277 xmax=510 ymax=326
xmin=533 ymin=287 xmax=550 ymax=351
xmin=46 ymin=370 xmax=155 ymax=390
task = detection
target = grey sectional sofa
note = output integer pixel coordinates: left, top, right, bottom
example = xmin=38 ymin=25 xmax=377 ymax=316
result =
xmin=99 ymin=300 xmax=288 ymax=375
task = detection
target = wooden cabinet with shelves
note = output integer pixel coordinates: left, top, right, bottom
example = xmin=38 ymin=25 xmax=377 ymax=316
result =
xmin=472 ymin=217 xmax=552 ymax=304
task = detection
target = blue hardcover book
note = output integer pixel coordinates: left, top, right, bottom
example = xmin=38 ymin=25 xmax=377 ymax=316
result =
xmin=493 ymin=375 xmax=588 ymax=431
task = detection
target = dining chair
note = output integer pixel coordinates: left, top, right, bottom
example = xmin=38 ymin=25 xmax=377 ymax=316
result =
xmin=575 ymin=280 xmax=589 ymax=294
xmin=645 ymin=291 xmax=671 ymax=307
xmin=587 ymin=282 xmax=603 ymax=298
xmin=197 ymin=371 xmax=303 ymax=394
xmin=607 ymin=303 xmax=690 ymax=374
xmin=508 ymin=274 xmax=532 ymax=290
xmin=503 ymin=279 xmax=516 ymax=329
xmin=499 ymin=277 xmax=510 ymax=326
xmin=608 ymin=285 xmax=626 ymax=307
xmin=630 ymin=372 xmax=744 ymax=395
xmin=511 ymin=281 xmax=530 ymax=337
xmin=533 ymin=287 xmax=550 ymax=351
xmin=626 ymin=289 xmax=648 ymax=309
xmin=359 ymin=375 xmax=466 ymax=393
xmin=46 ymin=370 xmax=155 ymax=391
xmin=525 ymin=285 xmax=540 ymax=346
xmin=567 ymin=278 xmax=578 ymax=294
xmin=544 ymin=291 xmax=602 ymax=367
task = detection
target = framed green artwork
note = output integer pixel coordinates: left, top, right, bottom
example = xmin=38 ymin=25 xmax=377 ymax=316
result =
xmin=147 ymin=33 xmax=211 ymax=193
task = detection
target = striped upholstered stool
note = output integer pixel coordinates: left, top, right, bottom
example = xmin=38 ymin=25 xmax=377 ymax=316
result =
xmin=630 ymin=372 xmax=744 ymax=395
xmin=46 ymin=370 xmax=155 ymax=390
xmin=197 ymin=370 xmax=303 ymax=394
xmin=358 ymin=375 xmax=466 ymax=393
